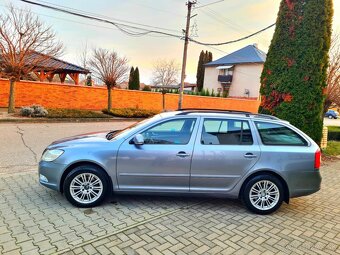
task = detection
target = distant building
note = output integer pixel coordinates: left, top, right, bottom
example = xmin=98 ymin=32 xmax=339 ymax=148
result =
xmin=203 ymin=44 xmax=266 ymax=99
xmin=150 ymin=82 xmax=197 ymax=92
xmin=117 ymin=82 xmax=147 ymax=90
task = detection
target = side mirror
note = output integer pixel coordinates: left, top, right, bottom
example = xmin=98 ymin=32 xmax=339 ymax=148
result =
xmin=133 ymin=134 xmax=144 ymax=145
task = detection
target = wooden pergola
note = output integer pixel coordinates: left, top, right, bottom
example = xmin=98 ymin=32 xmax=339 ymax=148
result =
xmin=28 ymin=52 xmax=89 ymax=85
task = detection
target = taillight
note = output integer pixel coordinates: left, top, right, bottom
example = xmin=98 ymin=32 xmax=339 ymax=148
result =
xmin=314 ymin=149 xmax=321 ymax=169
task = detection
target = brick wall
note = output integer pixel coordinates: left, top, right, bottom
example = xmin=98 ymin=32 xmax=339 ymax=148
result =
xmin=0 ymin=79 xmax=260 ymax=112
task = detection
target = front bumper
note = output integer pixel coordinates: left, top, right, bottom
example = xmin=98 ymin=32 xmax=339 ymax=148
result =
xmin=38 ymin=161 xmax=67 ymax=191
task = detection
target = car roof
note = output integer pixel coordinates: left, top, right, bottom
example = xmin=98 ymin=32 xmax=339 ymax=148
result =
xmin=158 ymin=109 xmax=285 ymax=122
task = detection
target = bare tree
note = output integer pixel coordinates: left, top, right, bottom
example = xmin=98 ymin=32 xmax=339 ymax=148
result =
xmin=89 ymin=48 xmax=129 ymax=111
xmin=0 ymin=5 xmax=63 ymax=113
xmin=324 ymin=33 xmax=340 ymax=112
xmin=78 ymin=41 xmax=92 ymax=85
xmin=78 ymin=42 xmax=89 ymax=70
xmin=152 ymin=59 xmax=180 ymax=111
xmin=152 ymin=59 xmax=180 ymax=87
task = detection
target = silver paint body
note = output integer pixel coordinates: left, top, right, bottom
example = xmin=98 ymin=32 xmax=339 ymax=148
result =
xmin=39 ymin=111 xmax=321 ymax=199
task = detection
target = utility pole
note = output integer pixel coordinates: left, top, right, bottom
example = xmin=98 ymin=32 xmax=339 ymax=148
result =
xmin=178 ymin=0 xmax=196 ymax=110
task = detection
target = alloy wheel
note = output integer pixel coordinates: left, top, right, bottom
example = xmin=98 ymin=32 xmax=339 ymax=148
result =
xmin=249 ymin=180 xmax=280 ymax=211
xmin=70 ymin=173 xmax=103 ymax=204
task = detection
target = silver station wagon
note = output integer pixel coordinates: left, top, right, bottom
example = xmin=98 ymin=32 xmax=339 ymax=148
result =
xmin=39 ymin=109 xmax=322 ymax=214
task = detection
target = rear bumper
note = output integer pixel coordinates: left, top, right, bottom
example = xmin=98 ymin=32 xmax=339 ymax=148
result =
xmin=286 ymin=170 xmax=322 ymax=198
xmin=38 ymin=161 xmax=67 ymax=191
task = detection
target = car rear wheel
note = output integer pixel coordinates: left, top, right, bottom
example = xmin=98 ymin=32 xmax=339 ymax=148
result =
xmin=328 ymin=115 xmax=333 ymax=119
xmin=242 ymin=174 xmax=284 ymax=215
xmin=63 ymin=165 xmax=109 ymax=208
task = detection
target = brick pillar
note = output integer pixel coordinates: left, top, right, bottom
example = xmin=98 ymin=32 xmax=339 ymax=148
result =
xmin=320 ymin=126 xmax=328 ymax=149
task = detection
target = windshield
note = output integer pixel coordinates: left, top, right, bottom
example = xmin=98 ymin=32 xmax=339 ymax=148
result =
xmin=107 ymin=114 xmax=161 ymax=140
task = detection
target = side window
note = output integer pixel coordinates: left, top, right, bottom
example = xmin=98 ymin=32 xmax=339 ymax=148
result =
xmin=201 ymin=119 xmax=253 ymax=145
xmin=141 ymin=118 xmax=196 ymax=145
xmin=255 ymin=121 xmax=308 ymax=146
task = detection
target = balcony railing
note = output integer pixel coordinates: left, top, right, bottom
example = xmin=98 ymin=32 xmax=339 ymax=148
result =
xmin=218 ymin=75 xmax=233 ymax=83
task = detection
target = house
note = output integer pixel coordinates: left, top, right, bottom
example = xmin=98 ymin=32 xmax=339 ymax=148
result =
xmin=203 ymin=44 xmax=266 ymax=99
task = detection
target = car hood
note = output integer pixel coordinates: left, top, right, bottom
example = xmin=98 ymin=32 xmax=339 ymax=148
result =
xmin=49 ymin=131 xmax=113 ymax=147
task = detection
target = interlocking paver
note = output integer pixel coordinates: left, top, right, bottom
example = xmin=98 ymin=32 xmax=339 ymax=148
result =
xmin=0 ymin=162 xmax=340 ymax=254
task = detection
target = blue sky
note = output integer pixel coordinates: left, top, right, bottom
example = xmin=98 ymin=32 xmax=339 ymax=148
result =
xmin=1 ymin=0 xmax=339 ymax=84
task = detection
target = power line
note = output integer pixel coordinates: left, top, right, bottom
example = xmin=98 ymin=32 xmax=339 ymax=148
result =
xmin=18 ymin=0 xmax=276 ymax=47
xmin=31 ymin=0 xmax=181 ymax=33
xmin=195 ymin=0 xmax=273 ymax=45
xmin=18 ymin=0 xmax=184 ymax=38
xmin=0 ymin=4 xmax=172 ymax=39
xmin=190 ymin=23 xmax=276 ymax=46
xmin=194 ymin=0 xmax=224 ymax=9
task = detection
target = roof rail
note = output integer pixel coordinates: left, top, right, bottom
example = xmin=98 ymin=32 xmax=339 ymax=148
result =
xmin=177 ymin=108 xmax=252 ymax=115
xmin=253 ymin=114 xmax=280 ymax=120
xmin=176 ymin=108 xmax=280 ymax=120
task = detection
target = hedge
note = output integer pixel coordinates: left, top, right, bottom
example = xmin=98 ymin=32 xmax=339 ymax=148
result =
xmin=328 ymin=126 xmax=340 ymax=141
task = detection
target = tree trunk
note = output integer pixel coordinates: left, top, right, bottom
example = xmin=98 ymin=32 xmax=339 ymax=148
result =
xmin=162 ymin=92 xmax=166 ymax=111
xmin=8 ymin=79 xmax=16 ymax=113
xmin=324 ymin=99 xmax=332 ymax=114
xmin=107 ymin=87 xmax=112 ymax=111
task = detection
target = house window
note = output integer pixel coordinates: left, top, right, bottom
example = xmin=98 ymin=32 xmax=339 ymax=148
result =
xmin=222 ymin=67 xmax=233 ymax=76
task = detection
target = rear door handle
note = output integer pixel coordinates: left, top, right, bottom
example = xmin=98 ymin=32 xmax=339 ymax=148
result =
xmin=176 ymin=151 xmax=190 ymax=158
xmin=244 ymin=153 xmax=257 ymax=159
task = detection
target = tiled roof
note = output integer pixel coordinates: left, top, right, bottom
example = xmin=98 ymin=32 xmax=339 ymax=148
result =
xmin=205 ymin=44 xmax=266 ymax=66
xmin=26 ymin=52 xmax=89 ymax=74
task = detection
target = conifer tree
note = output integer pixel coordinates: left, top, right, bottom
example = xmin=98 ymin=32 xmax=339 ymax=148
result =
xmin=128 ymin=67 xmax=135 ymax=90
xmin=133 ymin=67 xmax=140 ymax=90
xmin=196 ymin=51 xmax=213 ymax=92
xmin=259 ymin=0 xmax=333 ymax=144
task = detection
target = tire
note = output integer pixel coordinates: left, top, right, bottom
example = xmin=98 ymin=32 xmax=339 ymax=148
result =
xmin=242 ymin=174 xmax=284 ymax=215
xmin=328 ymin=115 xmax=333 ymax=119
xmin=63 ymin=164 xmax=109 ymax=208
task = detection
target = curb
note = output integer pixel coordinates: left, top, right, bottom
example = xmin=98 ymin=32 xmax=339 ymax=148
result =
xmin=0 ymin=118 xmax=143 ymax=123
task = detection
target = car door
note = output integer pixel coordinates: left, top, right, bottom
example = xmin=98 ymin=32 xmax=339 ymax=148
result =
xmin=116 ymin=117 xmax=199 ymax=191
xmin=190 ymin=117 xmax=261 ymax=192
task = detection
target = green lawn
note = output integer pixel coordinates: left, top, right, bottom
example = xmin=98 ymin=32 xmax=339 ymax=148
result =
xmin=323 ymin=141 xmax=340 ymax=156
xmin=327 ymin=126 xmax=340 ymax=132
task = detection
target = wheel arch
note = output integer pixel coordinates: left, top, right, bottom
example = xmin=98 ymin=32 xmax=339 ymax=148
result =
xmin=60 ymin=161 xmax=113 ymax=193
xmin=239 ymin=170 xmax=290 ymax=204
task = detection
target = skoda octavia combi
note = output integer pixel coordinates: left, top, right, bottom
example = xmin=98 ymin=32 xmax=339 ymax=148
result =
xmin=39 ymin=109 xmax=321 ymax=214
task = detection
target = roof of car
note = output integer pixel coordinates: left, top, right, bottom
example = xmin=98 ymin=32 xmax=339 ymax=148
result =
xmin=159 ymin=109 xmax=282 ymax=122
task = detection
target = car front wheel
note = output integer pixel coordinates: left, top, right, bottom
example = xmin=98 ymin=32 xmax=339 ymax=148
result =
xmin=63 ymin=165 xmax=109 ymax=208
xmin=242 ymin=174 xmax=284 ymax=215
xmin=328 ymin=115 xmax=333 ymax=119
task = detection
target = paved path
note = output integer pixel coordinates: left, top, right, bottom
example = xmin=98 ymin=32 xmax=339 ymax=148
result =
xmin=0 ymin=122 xmax=135 ymax=174
xmin=324 ymin=118 xmax=340 ymax=127
xmin=0 ymin=162 xmax=339 ymax=255
xmin=0 ymin=122 xmax=340 ymax=254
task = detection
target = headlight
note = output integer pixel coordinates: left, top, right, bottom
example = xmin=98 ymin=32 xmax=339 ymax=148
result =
xmin=41 ymin=149 xmax=64 ymax=162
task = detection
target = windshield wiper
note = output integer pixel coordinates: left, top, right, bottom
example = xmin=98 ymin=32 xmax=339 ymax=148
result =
xmin=106 ymin=130 xmax=120 ymax=140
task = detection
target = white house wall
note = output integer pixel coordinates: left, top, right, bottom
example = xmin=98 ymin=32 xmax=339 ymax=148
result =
xmin=203 ymin=66 xmax=220 ymax=92
xmin=203 ymin=63 xmax=263 ymax=98
xmin=229 ymin=63 xmax=263 ymax=98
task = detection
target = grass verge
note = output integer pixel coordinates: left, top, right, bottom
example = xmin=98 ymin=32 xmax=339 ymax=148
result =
xmin=328 ymin=126 xmax=340 ymax=141
xmin=103 ymin=108 xmax=159 ymax=118
xmin=47 ymin=109 xmax=111 ymax=118
xmin=323 ymin=141 xmax=340 ymax=156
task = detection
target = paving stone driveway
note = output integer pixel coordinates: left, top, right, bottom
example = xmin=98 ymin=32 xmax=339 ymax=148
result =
xmin=0 ymin=162 xmax=340 ymax=255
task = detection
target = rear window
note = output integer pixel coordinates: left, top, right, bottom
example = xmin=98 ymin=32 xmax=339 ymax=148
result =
xmin=255 ymin=121 xmax=308 ymax=146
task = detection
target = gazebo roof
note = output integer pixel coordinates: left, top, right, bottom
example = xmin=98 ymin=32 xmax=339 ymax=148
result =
xmin=27 ymin=52 xmax=89 ymax=74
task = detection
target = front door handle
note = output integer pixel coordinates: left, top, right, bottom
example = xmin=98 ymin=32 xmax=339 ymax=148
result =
xmin=176 ymin=151 xmax=190 ymax=158
xmin=244 ymin=153 xmax=257 ymax=159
